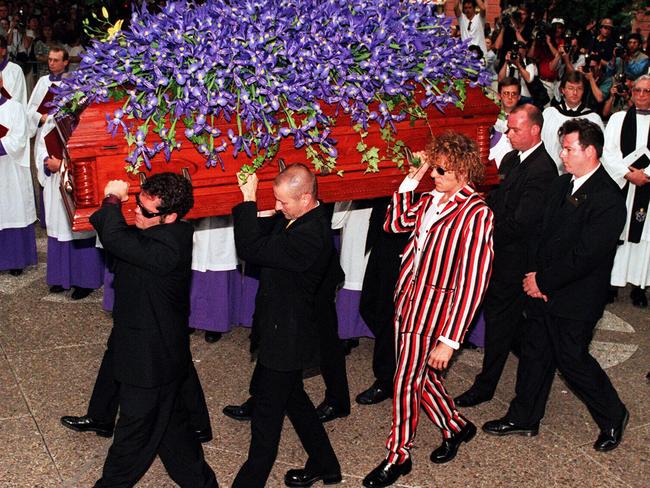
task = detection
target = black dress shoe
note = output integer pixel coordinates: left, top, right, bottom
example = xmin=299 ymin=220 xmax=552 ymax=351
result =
xmin=60 ymin=415 xmax=113 ymax=437
xmin=315 ymin=402 xmax=349 ymax=423
xmin=482 ymin=418 xmax=538 ymax=437
xmin=9 ymin=269 xmax=23 ymax=276
xmin=356 ymin=382 xmax=393 ymax=405
xmin=594 ymin=408 xmax=629 ymax=452
xmin=204 ymin=331 xmax=222 ymax=343
xmin=630 ymin=287 xmax=648 ymax=308
xmin=362 ymin=458 xmax=412 ymax=488
xmin=194 ymin=426 xmax=213 ymax=443
xmin=49 ymin=285 xmax=66 ymax=293
xmin=454 ymin=389 xmax=491 ymax=408
xmin=430 ymin=421 xmax=476 ymax=464
xmin=71 ymin=287 xmax=93 ymax=300
xmin=284 ymin=467 xmax=342 ymax=487
xmin=223 ymin=398 xmax=253 ymax=421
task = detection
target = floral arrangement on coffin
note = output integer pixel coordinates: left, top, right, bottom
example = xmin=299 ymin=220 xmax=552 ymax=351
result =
xmin=54 ymin=0 xmax=490 ymax=175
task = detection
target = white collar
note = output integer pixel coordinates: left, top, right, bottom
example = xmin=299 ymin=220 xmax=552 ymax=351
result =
xmin=571 ymin=164 xmax=600 ymax=194
xmin=518 ymin=141 xmax=543 ymax=163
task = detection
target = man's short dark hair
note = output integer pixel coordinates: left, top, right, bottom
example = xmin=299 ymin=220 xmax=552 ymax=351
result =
xmin=498 ymin=76 xmax=521 ymax=94
xmin=560 ymin=70 xmax=585 ymax=89
xmin=557 ymin=118 xmax=604 ymax=158
xmin=627 ymin=33 xmax=643 ymax=44
xmin=141 ymin=173 xmax=194 ymax=219
xmin=462 ymin=0 xmax=477 ymax=7
xmin=50 ymin=45 xmax=69 ymax=62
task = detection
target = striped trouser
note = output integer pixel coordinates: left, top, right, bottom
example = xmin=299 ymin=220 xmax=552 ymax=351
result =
xmin=385 ymin=331 xmax=467 ymax=464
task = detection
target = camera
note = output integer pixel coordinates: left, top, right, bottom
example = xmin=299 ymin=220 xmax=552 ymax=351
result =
xmin=501 ymin=6 xmax=518 ymax=26
xmin=613 ymin=73 xmax=629 ymax=96
xmin=532 ymin=20 xmax=548 ymax=42
xmin=614 ymin=35 xmax=627 ymax=58
xmin=581 ymin=54 xmax=592 ymax=73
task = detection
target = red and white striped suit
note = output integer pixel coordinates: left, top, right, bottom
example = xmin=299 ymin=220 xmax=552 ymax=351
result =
xmin=383 ymin=184 xmax=494 ymax=464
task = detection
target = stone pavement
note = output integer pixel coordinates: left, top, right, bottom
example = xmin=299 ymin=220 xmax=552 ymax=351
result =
xmin=0 ymin=232 xmax=648 ymax=487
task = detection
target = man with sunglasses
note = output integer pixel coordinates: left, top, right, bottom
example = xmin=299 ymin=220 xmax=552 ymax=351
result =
xmin=591 ymin=19 xmax=616 ymax=65
xmin=89 ymin=173 xmax=217 ymax=487
xmin=603 ymin=75 xmax=650 ymax=308
xmin=364 ymin=133 xmax=493 ymax=487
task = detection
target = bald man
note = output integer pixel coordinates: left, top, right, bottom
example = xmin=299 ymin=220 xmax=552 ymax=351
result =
xmin=231 ymin=164 xmax=341 ymax=488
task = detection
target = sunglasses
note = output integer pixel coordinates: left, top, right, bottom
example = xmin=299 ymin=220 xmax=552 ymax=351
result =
xmin=632 ymin=87 xmax=650 ymax=94
xmin=433 ymin=166 xmax=451 ymax=176
xmin=600 ymin=25 xmax=613 ymax=30
xmin=135 ymin=193 xmax=168 ymax=219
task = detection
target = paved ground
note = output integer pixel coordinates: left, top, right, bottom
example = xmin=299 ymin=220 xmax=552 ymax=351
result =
xmin=1 ymin=231 xmax=648 ymax=487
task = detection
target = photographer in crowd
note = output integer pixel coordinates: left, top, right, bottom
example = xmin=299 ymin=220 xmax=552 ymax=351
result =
xmin=498 ymin=40 xmax=538 ymax=105
xmin=494 ymin=4 xmax=534 ymax=71
xmin=528 ymin=19 xmax=564 ymax=103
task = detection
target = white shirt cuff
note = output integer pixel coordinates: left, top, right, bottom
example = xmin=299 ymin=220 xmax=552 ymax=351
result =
xmin=437 ymin=336 xmax=460 ymax=350
xmin=398 ymin=176 xmax=419 ymax=193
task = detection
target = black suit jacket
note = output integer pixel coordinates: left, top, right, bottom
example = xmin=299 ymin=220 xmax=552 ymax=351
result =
xmin=90 ymin=203 xmax=193 ymax=388
xmin=232 ymin=202 xmax=333 ymax=371
xmin=536 ymin=166 xmax=626 ymax=321
xmin=488 ymin=145 xmax=558 ymax=283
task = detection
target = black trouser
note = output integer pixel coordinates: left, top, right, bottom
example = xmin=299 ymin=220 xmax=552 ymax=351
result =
xmin=507 ymin=299 xmax=626 ymax=431
xmin=95 ymin=377 xmax=217 ymax=488
xmin=88 ymin=334 xmax=210 ymax=432
xmin=359 ymin=235 xmax=405 ymax=391
xmin=470 ymin=277 xmax=526 ymax=397
xmin=318 ymin=297 xmax=350 ymax=412
xmin=233 ymin=363 xmax=340 ymax=488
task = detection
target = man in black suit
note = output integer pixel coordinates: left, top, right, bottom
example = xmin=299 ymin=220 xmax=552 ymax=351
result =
xmin=231 ymin=164 xmax=341 ymax=488
xmin=483 ymin=119 xmax=629 ymax=452
xmin=90 ymin=174 xmax=217 ymax=487
xmin=355 ymin=198 xmax=409 ymax=405
xmin=60 ymin=345 xmax=212 ymax=442
xmin=456 ymin=104 xmax=558 ymax=407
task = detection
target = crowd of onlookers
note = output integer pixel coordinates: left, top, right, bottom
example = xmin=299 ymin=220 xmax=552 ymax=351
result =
xmin=0 ymin=0 xmax=88 ymax=94
xmin=455 ymin=0 xmax=650 ymax=120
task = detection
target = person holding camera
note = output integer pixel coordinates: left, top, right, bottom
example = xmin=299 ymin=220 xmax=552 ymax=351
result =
xmin=498 ymin=41 xmax=538 ymax=105
xmin=529 ymin=19 xmax=565 ymax=104
xmin=603 ymin=74 xmax=633 ymax=119
xmin=494 ymin=4 xmax=533 ymax=70
xmin=573 ymin=54 xmax=612 ymax=114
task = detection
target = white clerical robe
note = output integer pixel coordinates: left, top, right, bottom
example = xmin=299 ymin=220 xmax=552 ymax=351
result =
xmin=1 ymin=61 xmax=27 ymax=106
xmin=27 ymin=74 xmax=58 ymax=138
xmin=331 ymin=200 xmax=372 ymax=290
xmin=541 ymin=106 xmax=604 ymax=174
xmin=0 ymin=98 xmax=35 ymax=230
xmin=489 ymin=117 xmax=513 ymax=169
xmin=602 ymin=111 xmax=650 ymax=287
xmin=34 ymin=117 xmax=95 ymax=242
xmin=191 ymin=216 xmax=238 ymax=272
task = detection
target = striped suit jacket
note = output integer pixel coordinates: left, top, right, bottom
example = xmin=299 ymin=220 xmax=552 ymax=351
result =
xmin=384 ymin=185 xmax=494 ymax=342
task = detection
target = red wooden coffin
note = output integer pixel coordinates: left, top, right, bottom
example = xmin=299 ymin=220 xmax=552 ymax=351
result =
xmin=57 ymin=86 xmax=499 ymax=231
